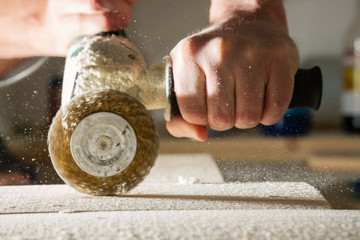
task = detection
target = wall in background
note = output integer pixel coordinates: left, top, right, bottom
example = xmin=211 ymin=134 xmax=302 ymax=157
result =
xmin=127 ymin=0 xmax=356 ymax=63
xmin=127 ymin=0 xmax=209 ymax=64
xmin=286 ymin=0 xmax=356 ymax=60
xmin=285 ymin=0 xmax=357 ymax=128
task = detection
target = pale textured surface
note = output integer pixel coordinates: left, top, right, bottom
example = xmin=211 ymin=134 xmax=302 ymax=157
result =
xmin=1 ymin=210 xmax=360 ymax=240
xmin=142 ymin=154 xmax=224 ymax=183
xmin=2 ymin=183 xmax=358 ymax=240
xmin=1 ymin=153 xmax=352 ymax=239
xmin=0 ymin=182 xmax=330 ymax=214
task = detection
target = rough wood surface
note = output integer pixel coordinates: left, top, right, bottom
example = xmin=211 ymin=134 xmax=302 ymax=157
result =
xmin=3 ymin=153 xmax=357 ymax=240
xmin=1 ymin=210 xmax=360 ymax=240
xmin=142 ymin=154 xmax=224 ymax=183
xmin=0 ymin=182 xmax=330 ymax=215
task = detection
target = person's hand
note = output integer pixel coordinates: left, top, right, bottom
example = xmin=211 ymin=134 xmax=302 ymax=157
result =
xmin=0 ymin=0 xmax=137 ymax=58
xmin=167 ymin=0 xmax=299 ymax=141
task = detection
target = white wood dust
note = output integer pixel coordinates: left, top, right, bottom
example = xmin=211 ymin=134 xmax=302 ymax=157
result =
xmin=1 ymin=153 xmax=354 ymax=239
xmin=0 ymin=181 xmax=330 ymax=215
xmin=142 ymin=154 xmax=224 ymax=184
xmin=1 ymin=210 xmax=360 ymax=240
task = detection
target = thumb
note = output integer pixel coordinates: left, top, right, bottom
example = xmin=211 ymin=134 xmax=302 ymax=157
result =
xmin=166 ymin=115 xmax=208 ymax=142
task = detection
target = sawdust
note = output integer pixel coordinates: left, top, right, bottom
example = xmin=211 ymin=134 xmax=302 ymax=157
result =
xmin=1 ymin=210 xmax=360 ymax=240
xmin=0 ymin=181 xmax=344 ymax=239
xmin=142 ymin=154 xmax=224 ymax=184
xmin=178 ymin=176 xmax=201 ymax=184
xmin=0 ymin=182 xmax=331 ymax=215
xmin=71 ymin=35 xmax=167 ymax=110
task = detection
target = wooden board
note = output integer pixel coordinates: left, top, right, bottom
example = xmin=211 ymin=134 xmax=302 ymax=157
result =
xmin=143 ymin=154 xmax=224 ymax=183
xmin=0 ymin=182 xmax=330 ymax=214
xmin=4 ymin=182 xmax=360 ymax=239
xmin=3 ymin=152 xmax=359 ymax=240
xmin=1 ymin=209 xmax=360 ymax=239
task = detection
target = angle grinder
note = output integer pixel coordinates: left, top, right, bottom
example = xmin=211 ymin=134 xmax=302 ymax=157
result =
xmin=47 ymin=32 xmax=322 ymax=196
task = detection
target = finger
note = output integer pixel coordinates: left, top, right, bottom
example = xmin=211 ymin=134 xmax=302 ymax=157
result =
xmin=166 ymin=116 xmax=208 ymax=142
xmin=52 ymin=0 xmax=102 ymax=14
xmin=103 ymin=11 xmax=132 ymax=29
xmin=234 ymin=67 xmax=265 ymax=129
xmin=205 ymin=65 xmax=235 ymax=131
xmin=170 ymin=39 xmax=207 ymax=126
xmin=261 ymin=67 xmax=294 ymax=125
xmin=96 ymin=0 xmax=134 ymax=13
xmin=49 ymin=11 xmax=129 ymax=56
xmin=62 ymin=12 xmax=129 ymax=36
xmin=57 ymin=0 xmax=133 ymax=16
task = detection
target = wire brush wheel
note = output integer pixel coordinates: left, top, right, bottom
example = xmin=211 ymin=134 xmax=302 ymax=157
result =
xmin=48 ymin=89 xmax=159 ymax=195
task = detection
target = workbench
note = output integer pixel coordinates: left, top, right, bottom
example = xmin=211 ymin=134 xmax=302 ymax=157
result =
xmin=1 ymin=154 xmax=359 ymax=239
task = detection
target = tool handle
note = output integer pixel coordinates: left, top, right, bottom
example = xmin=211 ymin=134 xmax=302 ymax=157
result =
xmin=168 ymin=66 xmax=323 ymax=119
xmin=290 ymin=66 xmax=322 ymax=110
xmin=97 ymin=31 xmax=126 ymax=37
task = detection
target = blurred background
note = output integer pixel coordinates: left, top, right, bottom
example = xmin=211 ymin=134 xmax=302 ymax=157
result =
xmin=0 ymin=0 xmax=360 ymax=209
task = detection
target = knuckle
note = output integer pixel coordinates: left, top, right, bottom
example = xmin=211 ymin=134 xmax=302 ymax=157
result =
xmin=211 ymin=36 xmax=226 ymax=53
xmin=235 ymin=111 xmax=260 ymax=129
xmin=272 ymin=93 xmax=292 ymax=111
xmin=204 ymin=37 xmax=229 ymax=64
xmin=177 ymin=37 xmax=199 ymax=55
xmin=210 ymin=113 xmax=234 ymax=131
xmin=181 ymin=105 xmax=207 ymax=125
xmin=171 ymin=38 xmax=199 ymax=63
xmin=274 ymin=98 xmax=290 ymax=111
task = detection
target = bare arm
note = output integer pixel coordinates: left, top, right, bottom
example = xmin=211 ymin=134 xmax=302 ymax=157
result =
xmin=209 ymin=0 xmax=288 ymax=27
xmin=167 ymin=0 xmax=299 ymax=141
xmin=0 ymin=0 xmax=136 ymax=58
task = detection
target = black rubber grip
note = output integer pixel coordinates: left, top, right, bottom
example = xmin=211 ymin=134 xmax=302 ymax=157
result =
xmin=290 ymin=66 xmax=322 ymax=110
xmin=97 ymin=31 xmax=127 ymax=38
xmin=169 ymin=66 xmax=323 ymax=119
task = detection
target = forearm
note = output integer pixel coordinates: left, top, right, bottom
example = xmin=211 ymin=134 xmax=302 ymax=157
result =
xmin=0 ymin=0 xmax=46 ymax=58
xmin=209 ymin=0 xmax=288 ymax=31
xmin=0 ymin=0 xmax=136 ymax=58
